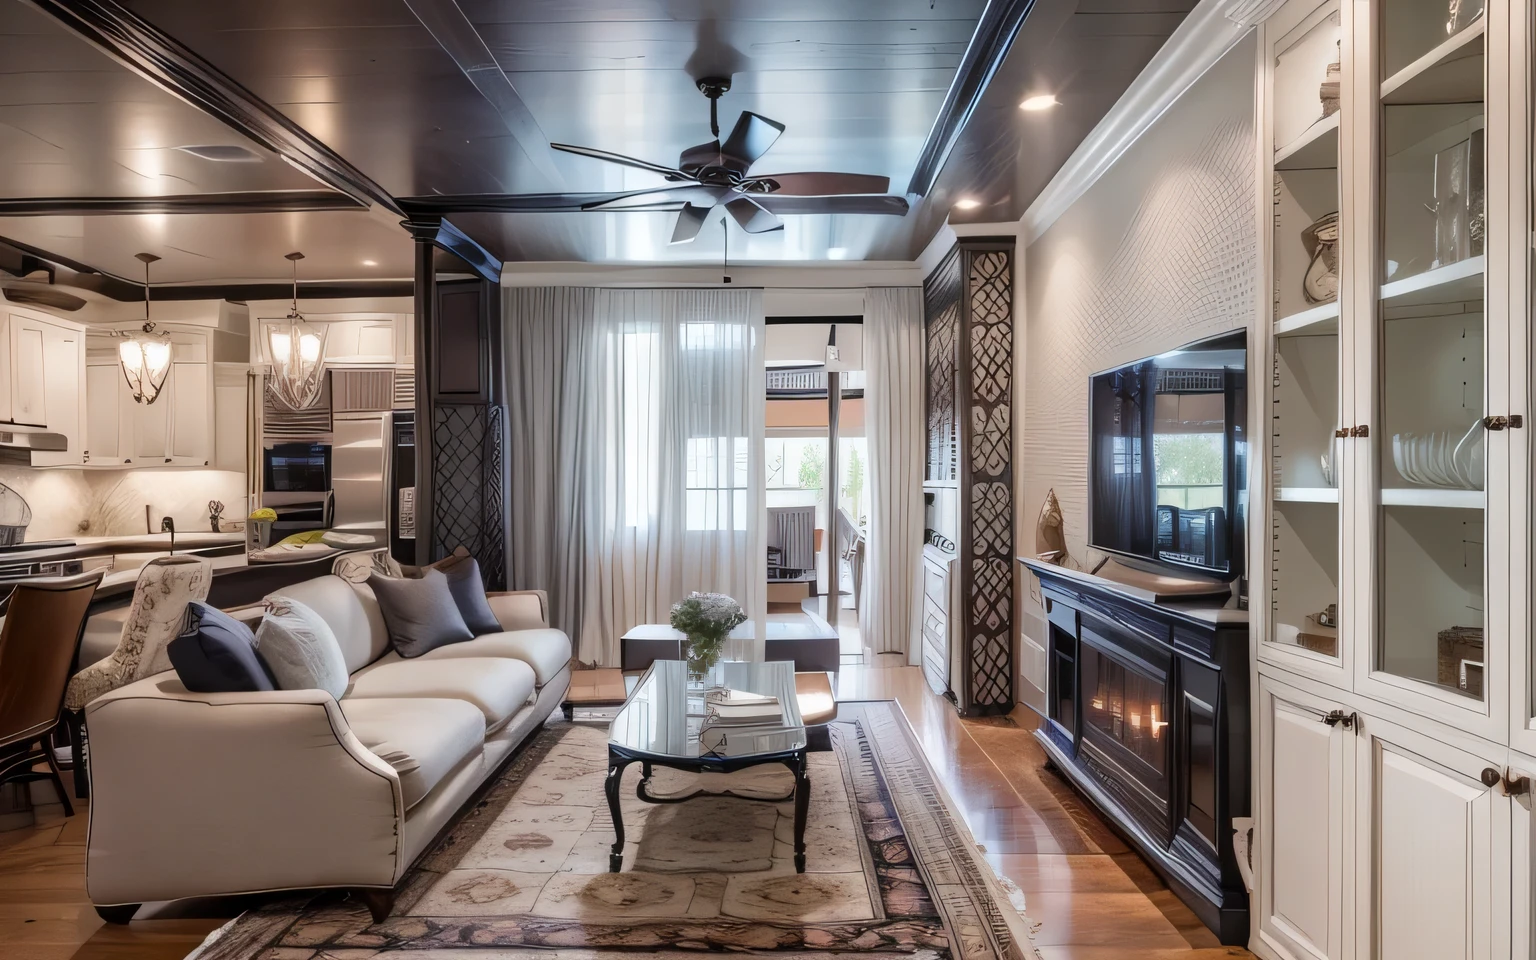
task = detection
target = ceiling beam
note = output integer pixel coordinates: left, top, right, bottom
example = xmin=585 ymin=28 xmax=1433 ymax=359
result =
xmin=399 ymin=0 xmax=566 ymax=191
xmin=0 ymin=191 xmax=365 ymax=217
xmin=402 ymin=215 xmax=503 ymax=285
xmin=26 ymin=0 xmax=402 ymax=215
xmin=905 ymin=0 xmax=1036 ymax=198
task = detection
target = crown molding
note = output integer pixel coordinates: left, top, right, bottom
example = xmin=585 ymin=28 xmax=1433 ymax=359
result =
xmin=499 ymin=261 xmax=922 ymax=288
xmin=1019 ymin=0 xmax=1254 ymax=244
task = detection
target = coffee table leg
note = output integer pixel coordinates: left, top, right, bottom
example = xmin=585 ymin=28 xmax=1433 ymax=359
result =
xmin=605 ymin=755 xmax=628 ymax=872
xmin=792 ymin=753 xmax=810 ymax=873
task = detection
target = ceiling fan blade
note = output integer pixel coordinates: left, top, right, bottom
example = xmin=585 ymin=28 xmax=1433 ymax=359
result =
xmin=743 ymin=172 xmax=891 ymax=196
xmin=725 ymin=196 xmax=784 ymax=234
xmin=582 ymin=184 xmax=722 ymax=211
xmin=719 ymin=112 xmax=785 ymax=172
xmin=752 ymin=194 xmax=910 ymax=216
xmin=671 ymin=203 xmax=713 ymax=244
xmin=551 ymin=142 xmax=688 ymax=180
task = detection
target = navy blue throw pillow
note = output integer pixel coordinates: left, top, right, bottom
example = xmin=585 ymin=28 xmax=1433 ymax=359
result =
xmin=169 ymin=601 xmax=277 ymax=692
xmin=438 ymin=556 xmax=503 ymax=636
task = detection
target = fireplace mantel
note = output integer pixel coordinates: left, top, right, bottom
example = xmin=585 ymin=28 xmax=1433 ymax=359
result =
xmin=1020 ymin=557 xmax=1250 ymax=945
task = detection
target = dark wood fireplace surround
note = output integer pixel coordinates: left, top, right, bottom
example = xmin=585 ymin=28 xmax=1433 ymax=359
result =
xmin=1021 ymin=558 xmax=1250 ymax=945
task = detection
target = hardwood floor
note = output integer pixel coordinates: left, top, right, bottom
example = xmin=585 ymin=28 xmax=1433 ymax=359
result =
xmin=0 ymin=663 xmax=1255 ymax=960
xmin=836 ymin=660 xmax=1255 ymax=960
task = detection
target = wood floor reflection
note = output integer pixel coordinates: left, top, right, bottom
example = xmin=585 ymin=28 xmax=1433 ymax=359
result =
xmin=0 ymin=661 xmax=1254 ymax=960
xmin=836 ymin=660 xmax=1255 ymax=960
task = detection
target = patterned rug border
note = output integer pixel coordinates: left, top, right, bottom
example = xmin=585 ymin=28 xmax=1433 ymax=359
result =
xmin=187 ymin=699 xmax=1041 ymax=960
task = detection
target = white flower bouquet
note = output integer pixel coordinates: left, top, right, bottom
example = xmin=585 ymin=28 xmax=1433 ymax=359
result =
xmin=669 ymin=592 xmax=747 ymax=677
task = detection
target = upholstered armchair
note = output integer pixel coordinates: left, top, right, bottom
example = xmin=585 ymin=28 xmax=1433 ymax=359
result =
xmin=64 ymin=556 xmax=212 ymax=796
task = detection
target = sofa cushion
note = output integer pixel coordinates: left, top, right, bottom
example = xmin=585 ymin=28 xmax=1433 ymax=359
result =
xmin=346 ymin=657 xmax=535 ymax=731
xmin=367 ymin=569 xmax=474 ymax=658
xmin=339 ymin=697 xmax=485 ymax=809
xmin=167 ymin=602 xmax=277 ymax=693
xmin=274 ymin=575 xmax=390 ymax=674
xmin=255 ymin=597 xmax=351 ymax=700
xmin=416 ymin=628 xmax=572 ymax=687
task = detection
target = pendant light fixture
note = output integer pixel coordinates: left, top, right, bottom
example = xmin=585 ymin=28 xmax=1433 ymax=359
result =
xmin=265 ymin=252 xmax=328 ymax=410
xmin=119 ymin=252 xmax=172 ymax=405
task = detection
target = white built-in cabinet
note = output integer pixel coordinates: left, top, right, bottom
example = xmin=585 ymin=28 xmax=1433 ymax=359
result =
xmin=0 ymin=306 xmax=86 ymax=467
xmin=83 ymin=329 xmax=215 ymax=467
xmin=1253 ymin=0 xmax=1535 ymax=955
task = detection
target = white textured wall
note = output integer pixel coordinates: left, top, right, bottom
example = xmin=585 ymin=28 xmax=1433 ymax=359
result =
xmin=1018 ymin=37 xmax=1258 ymax=677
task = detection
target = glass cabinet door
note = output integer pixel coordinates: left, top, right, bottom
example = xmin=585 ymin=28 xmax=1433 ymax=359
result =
xmin=1268 ymin=0 xmax=1344 ymax=661
xmin=1373 ymin=0 xmax=1487 ymax=701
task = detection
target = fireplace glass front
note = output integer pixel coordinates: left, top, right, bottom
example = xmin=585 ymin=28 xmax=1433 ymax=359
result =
xmin=1080 ymin=641 xmax=1169 ymax=773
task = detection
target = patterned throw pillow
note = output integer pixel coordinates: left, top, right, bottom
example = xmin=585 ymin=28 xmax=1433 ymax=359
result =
xmin=254 ymin=596 xmax=350 ymax=699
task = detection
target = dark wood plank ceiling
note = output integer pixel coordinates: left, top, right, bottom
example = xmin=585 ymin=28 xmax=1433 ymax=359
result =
xmin=0 ymin=0 xmax=1195 ymax=278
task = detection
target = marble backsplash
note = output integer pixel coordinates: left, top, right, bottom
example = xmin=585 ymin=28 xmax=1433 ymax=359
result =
xmin=0 ymin=467 xmax=248 ymax=541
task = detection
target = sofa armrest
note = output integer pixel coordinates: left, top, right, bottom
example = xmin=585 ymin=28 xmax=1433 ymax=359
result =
xmin=486 ymin=589 xmax=549 ymax=630
xmin=84 ymin=675 xmax=403 ymax=907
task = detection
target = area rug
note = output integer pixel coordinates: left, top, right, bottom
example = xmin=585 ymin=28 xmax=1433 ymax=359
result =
xmin=190 ymin=700 xmax=1040 ymax=960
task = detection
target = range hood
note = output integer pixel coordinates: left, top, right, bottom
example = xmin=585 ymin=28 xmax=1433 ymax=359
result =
xmin=0 ymin=422 xmax=67 ymax=465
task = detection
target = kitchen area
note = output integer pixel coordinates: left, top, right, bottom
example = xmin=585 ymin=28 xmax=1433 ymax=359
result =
xmin=0 ymin=278 xmax=416 ymax=826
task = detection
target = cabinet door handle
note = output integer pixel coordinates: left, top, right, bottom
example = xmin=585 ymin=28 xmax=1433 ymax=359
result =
xmin=1481 ymin=767 xmax=1502 ymax=788
xmin=1503 ymin=768 xmax=1531 ymax=797
xmin=1322 ymin=709 xmax=1356 ymax=729
xmin=1334 ymin=427 xmax=1350 ymax=438
xmin=1483 ymin=415 xmax=1509 ymax=431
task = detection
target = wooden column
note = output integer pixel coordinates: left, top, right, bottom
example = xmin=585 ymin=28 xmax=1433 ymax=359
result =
xmin=411 ymin=235 xmax=436 ymax=566
xmin=924 ymin=237 xmax=1016 ymax=715
xmin=405 ymin=216 xmax=508 ymax=587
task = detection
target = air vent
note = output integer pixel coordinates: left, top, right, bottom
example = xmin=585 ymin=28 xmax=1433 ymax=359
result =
xmin=175 ymin=144 xmax=262 ymax=163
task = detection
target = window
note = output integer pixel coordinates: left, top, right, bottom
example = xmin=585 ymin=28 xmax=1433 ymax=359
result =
xmin=686 ymin=436 xmax=749 ymax=531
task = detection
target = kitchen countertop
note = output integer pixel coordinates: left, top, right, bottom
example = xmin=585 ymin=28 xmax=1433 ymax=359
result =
xmin=0 ymin=532 xmax=247 ymax=565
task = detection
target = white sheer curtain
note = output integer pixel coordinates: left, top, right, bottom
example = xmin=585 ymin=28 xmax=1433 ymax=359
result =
xmin=505 ymin=286 xmax=766 ymax=666
xmin=505 ymin=287 xmax=600 ymax=647
xmin=861 ymin=287 xmax=926 ymax=662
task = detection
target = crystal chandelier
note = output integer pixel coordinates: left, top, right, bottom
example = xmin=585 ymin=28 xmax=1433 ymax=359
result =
xmin=265 ymin=251 xmax=328 ymax=410
xmin=119 ymin=252 xmax=172 ymax=405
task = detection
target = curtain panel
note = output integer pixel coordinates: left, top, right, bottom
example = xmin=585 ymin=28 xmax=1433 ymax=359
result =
xmin=861 ymin=287 xmax=926 ymax=662
xmin=505 ymin=287 xmax=766 ymax=666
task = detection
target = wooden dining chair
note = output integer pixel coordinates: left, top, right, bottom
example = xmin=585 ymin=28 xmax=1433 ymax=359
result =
xmin=0 ymin=571 xmax=103 ymax=817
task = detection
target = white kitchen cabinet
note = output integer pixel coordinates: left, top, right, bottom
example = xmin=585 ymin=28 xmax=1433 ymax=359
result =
xmin=33 ymin=323 xmax=83 ymax=467
xmin=82 ymin=332 xmax=215 ymax=467
xmin=1353 ymin=715 xmax=1508 ymax=960
xmin=0 ymin=307 xmax=87 ymax=465
xmin=11 ymin=315 xmax=46 ymax=426
xmin=84 ymin=360 xmax=124 ymax=463
xmin=1256 ymin=676 xmax=1350 ymax=960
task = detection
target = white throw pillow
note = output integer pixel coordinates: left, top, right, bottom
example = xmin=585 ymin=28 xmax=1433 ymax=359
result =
xmin=255 ymin=595 xmax=350 ymax=700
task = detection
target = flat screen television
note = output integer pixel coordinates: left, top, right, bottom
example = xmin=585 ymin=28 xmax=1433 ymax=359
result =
xmin=1088 ymin=330 xmax=1247 ymax=580
xmin=263 ymin=443 xmax=331 ymax=493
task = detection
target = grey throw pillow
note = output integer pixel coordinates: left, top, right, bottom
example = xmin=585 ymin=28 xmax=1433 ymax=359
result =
xmin=436 ymin=555 xmax=502 ymax=636
xmin=254 ymin=596 xmax=350 ymax=700
xmin=368 ymin=568 xmax=474 ymax=658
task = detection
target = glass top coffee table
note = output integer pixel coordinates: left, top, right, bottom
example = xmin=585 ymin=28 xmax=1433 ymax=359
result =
xmin=606 ymin=659 xmax=810 ymax=873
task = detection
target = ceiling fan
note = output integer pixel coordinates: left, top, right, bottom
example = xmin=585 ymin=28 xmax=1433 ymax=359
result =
xmin=549 ymin=77 xmax=909 ymax=244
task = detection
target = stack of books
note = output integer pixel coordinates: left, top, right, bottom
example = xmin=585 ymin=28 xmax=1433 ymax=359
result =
xmin=699 ymin=688 xmax=783 ymax=752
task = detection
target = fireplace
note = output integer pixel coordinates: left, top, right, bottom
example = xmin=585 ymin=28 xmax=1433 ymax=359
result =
xmin=1026 ymin=558 xmax=1249 ymax=945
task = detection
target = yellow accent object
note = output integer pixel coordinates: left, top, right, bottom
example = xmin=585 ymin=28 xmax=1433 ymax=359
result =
xmin=248 ymin=508 xmax=278 ymax=522
xmin=276 ymin=530 xmax=328 ymax=546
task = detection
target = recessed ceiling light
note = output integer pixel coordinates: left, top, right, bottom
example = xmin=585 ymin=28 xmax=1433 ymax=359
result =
xmin=954 ymin=198 xmax=981 ymax=210
xmin=174 ymin=144 xmax=263 ymax=162
xmin=1019 ymin=94 xmax=1059 ymax=112
xmin=361 ymin=259 xmax=378 ymax=267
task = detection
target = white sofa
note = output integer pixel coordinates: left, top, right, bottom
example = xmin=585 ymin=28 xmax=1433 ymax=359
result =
xmin=82 ymin=573 xmax=571 ymax=923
